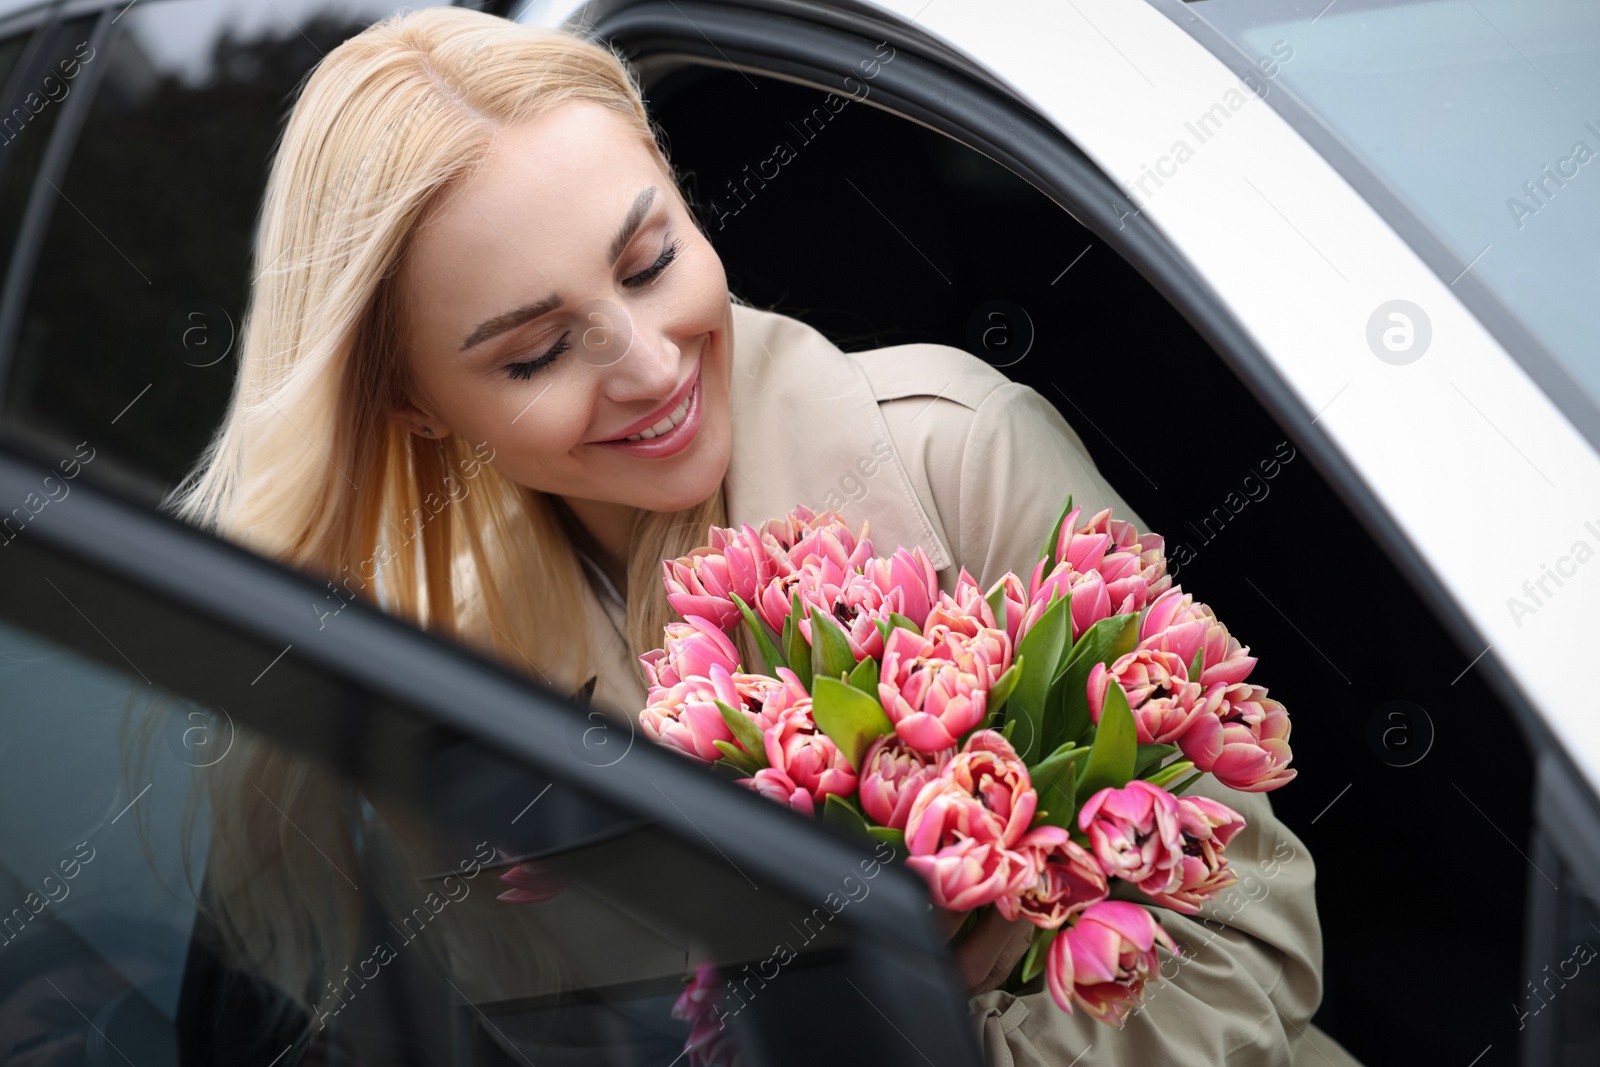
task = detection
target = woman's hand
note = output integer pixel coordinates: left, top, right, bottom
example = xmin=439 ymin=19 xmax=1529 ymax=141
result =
xmin=934 ymin=905 xmax=1037 ymax=996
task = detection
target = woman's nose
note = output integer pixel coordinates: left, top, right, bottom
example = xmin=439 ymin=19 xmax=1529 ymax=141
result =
xmin=589 ymin=304 xmax=680 ymax=402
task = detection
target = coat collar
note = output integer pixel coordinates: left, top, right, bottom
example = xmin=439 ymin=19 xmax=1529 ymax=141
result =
xmin=723 ymin=302 xmax=952 ymax=569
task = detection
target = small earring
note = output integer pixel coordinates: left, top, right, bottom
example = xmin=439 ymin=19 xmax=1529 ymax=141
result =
xmin=421 ymin=426 xmax=434 ymax=437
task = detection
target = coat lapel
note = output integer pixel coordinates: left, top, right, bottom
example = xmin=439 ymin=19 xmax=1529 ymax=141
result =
xmin=723 ymin=303 xmax=952 ymax=569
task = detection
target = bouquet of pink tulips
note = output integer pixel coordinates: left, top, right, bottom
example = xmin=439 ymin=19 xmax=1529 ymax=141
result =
xmin=641 ymin=498 xmax=1296 ymax=1031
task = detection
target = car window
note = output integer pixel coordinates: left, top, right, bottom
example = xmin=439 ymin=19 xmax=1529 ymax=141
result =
xmin=0 ymin=440 xmax=972 ymax=1067
xmin=0 ymin=0 xmax=449 ymax=500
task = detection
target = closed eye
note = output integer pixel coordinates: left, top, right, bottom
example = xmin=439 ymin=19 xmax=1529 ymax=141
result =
xmin=505 ymin=333 xmax=570 ymax=380
xmin=623 ymin=239 xmax=679 ymax=288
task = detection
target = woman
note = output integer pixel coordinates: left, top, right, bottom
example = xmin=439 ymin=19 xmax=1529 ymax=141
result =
xmin=167 ymin=7 xmax=1359 ymax=1065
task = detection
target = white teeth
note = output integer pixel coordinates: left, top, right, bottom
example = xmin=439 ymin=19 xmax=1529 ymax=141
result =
xmin=623 ymin=390 xmax=692 ymax=442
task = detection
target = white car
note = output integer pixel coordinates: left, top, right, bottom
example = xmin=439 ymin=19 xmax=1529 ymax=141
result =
xmin=0 ymin=0 xmax=1593 ymax=1064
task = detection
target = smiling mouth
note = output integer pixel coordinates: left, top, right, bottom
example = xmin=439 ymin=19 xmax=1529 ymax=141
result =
xmin=620 ymin=387 xmax=693 ymax=441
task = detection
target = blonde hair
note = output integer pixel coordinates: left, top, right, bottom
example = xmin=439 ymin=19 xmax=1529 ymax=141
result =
xmin=159 ymin=5 xmax=728 ymax=1020
xmin=165 ymin=5 xmax=723 ymax=695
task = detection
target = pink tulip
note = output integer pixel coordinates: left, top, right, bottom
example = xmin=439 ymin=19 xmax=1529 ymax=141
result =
xmin=672 ymin=963 xmax=745 ymax=1067
xmin=863 ymin=546 xmax=940 ymax=630
xmin=1070 ymin=508 xmax=1171 ymax=615
xmin=858 ymin=735 xmax=952 ymax=830
xmin=1047 ymin=900 xmax=1178 ymax=1027
xmin=709 ymin=522 xmax=795 ymax=605
xmin=640 ymin=664 xmax=746 ymax=763
xmin=1078 ymin=780 xmax=1185 ymax=896
xmin=783 ymin=513 xmax=874 ymax=574
xmin=905 ymin=730 xmax=1037 ymax=853
xmin=996 ymin=825 xmax=1109 ymax=930
xmin=495 ymin=861 xmax=569 ymax=904
xmin=641 ymin=615 xmax=742 ymax=688
xmin=762 ymin=704 xmax=858 ymax=802
xmin=878 ymin=625 xmax=1011 ymax=753
xmin=738 ymin=767 xmax=815 ymax=817
xmin=1086 ymin=649 xmax=1223 ymax=746
xmin=922 ymin=568 xmax=998 ymax=639
xmin=1178 ymin=685 xmax=1296 ymax=792
xmin=663 ymin=550 xmax=742 ymax=632
xmin=904 ymin=836 xmax=1034 ymax=911
xmin=1138 ymin=587 xmax=1256 ymax=687
xmin=733 ymin=667 xmax=809 ymax=731
xmin=1142 ymin=796 xmax=1246 ymax=914
xmin=758 ymin=505 xmax=870 ymax=562
xmin=1022 ymin=559 xmax=1113 ymax=644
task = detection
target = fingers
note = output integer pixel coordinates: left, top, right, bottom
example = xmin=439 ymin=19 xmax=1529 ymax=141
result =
xmin=932 ymin=905 xmax=967 ymax=941
xmin=956 ymin=907 xmax=1037 ymax=994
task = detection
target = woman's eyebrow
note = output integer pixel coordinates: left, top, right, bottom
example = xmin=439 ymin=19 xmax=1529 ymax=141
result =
xmin=460 ymin=293 xmax=563 ymax=352
xmin=458 ymin=187 xmax=659 ymax=353
xmin=609 ymin=186 xmax=657 ymax=263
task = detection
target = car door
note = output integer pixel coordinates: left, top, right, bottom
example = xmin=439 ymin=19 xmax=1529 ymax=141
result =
xmin=0 ymin=433 xmax=980 ymax=1067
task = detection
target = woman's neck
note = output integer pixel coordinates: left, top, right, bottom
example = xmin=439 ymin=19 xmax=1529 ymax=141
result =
xmin=556 ymin=495 xmax=637 ymax=597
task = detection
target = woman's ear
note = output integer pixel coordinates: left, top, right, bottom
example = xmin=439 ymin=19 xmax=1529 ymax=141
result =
xmin=389 ymin=399 xmax=452 ymax=441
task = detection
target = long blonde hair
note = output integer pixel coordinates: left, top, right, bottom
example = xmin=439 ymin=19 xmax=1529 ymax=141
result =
xmin=158 ymin=6 xmax=728 ymax=1021
xmin=164 ymin=5 xmax=723 ymax=695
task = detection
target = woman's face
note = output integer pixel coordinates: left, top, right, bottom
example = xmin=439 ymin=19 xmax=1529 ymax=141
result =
xmin=394 ymin=101 xmax=733 ymax=515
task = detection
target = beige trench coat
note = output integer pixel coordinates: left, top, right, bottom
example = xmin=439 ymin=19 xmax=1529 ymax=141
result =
xmin=577 ymin=302 xmax=1365 ymax=1067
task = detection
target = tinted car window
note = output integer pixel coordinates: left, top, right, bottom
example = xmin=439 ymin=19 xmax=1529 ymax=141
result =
xmin=0 ymin=457 xmax=965 ymax=1067
xmin=0 ymin=0 xmax=446 ymax=500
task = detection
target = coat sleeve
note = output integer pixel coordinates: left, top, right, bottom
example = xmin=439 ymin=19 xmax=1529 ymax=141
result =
xmin=879 ymin=378 xmax=1331 ymax=1067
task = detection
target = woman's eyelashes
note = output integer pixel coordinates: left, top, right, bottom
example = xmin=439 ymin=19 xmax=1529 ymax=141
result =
xmin=502 ymin=238 xmax=679 ymax=379
xmin=622 ymin=238 xmax=679 ymax=288
xmin=504 ymin=333 xmax=569 ymax=380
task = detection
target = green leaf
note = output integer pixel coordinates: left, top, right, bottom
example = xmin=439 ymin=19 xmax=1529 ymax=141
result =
xmin=874 ymin=617 xmax=893 ymax=644
xmin=824 ymin=793 xmax=871 ymax=835
xmin=712 ymin=739 xmax=761 ymax=776
xmin=1074 ymin=681 xmax=1137 ymax=805
xmin=1005 ymin=594 xmax=1070 ymax=763
xmin=1029 ymin=742 xmax=1086 ymax=795
xmin=809 ymin=609 xmax=858 ymax=683
xmin=1133 ymin=743 xmax=1180 ymax=778
xmin=1020 ymin=926 xmax=1059 ymax=985
xmin=811 ymin=676 xmax=895 ymax=771
xmin=715 ymin=700 xmax=768 ymax=767
xmin=985 ymin=578 xmax=1009 ymax=635
xmin=1187 ymin=645 xmax=1204 ymax=686
xmin=987 ymin=660 xmax=1022 ymax=717
xmin=1167 ymin=770 xmax=1205 ymax=797
xmin=730 ymin=592 xmax=786 ymax=674
xmin=1052 ymin=612 xmax=1139 ymax=684
xmin=887 ymin=612 xmax=923 ymax=636
xmin=1037 ymin=493 xmax=1074 ymax=566
xmin=1034 ymin=758 xmax=1078 ymax=831
xmin=848 ymin=654 xmax=880 ymax=696
xmin=1143 ymin=760 xmax=1195 ymax=789
xmin=1046 ymin=612 xmax=1140 ymax=753
xmin=785 ymin=592 xmax=812 ymax=691
xmin=867 ymin=825 xmax=907 ymax=864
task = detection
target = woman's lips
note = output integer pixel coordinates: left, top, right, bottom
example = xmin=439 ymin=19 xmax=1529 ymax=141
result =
xmin=595 ymin=372 xmax=703 ymax=459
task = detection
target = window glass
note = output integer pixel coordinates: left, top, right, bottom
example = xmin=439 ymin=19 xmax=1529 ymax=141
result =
xmin=1 ymin=0 xmax=448 ymax=499
xmin=0 ymin=608 xmax=920 ymax=1066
